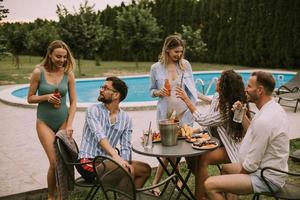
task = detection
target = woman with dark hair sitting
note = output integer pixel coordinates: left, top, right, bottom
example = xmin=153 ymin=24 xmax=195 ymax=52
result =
xmin=176 ymin=69 xmax=250 ymax=200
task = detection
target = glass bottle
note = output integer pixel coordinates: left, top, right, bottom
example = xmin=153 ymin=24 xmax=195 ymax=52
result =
xmin=233 ymin=104 xmax=246 ymax=123
xmin=164 ymin=79 xmax=171 ymax=96
xmin=53 ymin=88 xmax=61 ymax=109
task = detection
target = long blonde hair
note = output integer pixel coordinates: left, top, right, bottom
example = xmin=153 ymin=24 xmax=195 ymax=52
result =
xmin=159 ymin=34 xmax=186 ymax=70
xmin=40 ymin=40 xmax=75 ymax=73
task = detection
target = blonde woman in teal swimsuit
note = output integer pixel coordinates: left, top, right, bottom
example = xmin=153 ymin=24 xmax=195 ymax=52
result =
xmin=27 ymin=40 xmax=77 ymax=200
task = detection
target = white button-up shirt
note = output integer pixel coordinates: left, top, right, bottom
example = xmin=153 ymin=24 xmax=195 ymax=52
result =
xmin=239 ymin=99 xmax=289 ymax=187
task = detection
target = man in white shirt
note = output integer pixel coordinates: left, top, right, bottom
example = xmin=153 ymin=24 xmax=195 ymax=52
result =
xmin=204 ymin=71 xmax=289 ymax=200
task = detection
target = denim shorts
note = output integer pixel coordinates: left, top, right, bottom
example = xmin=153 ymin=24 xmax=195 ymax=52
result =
xmin=250 ymin=173 xmax=281 ymax=193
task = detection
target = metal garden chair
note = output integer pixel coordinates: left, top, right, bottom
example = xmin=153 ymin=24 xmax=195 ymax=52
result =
xmin=93 ymin=155 xmax=178 ymax=200
xmin=55 ymin=137 xmax=102 ymax=200
xmin=276 ymin=72 xmax=300 ymax=95
xmin=252 ymin=167 xmax=300 ymax=200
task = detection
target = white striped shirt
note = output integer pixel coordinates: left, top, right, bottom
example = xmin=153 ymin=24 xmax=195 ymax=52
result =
xmin=78 ymin=103 xmax=133 ymax=161
xmin=193 ymin=93 xmax=241 ymax=162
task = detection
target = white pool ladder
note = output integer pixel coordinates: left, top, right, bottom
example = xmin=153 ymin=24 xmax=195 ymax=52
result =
xmin=195 ymin=77 xmax=219 ymax=95
xmin=195 ymin=78 xmax=205 ymax=94
xmin=205 ymin=77 xmax=218 ymax=95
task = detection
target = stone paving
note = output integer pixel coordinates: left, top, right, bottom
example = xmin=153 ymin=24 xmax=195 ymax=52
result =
xmin=0 ymin=87 xmax=299 ymax=197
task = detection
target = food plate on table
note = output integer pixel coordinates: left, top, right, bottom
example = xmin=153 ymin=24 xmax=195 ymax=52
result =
xmin=185 ymin=132 xmax=211 ymax=143
xmin=192 ymin=139 xmax=219 ymax=150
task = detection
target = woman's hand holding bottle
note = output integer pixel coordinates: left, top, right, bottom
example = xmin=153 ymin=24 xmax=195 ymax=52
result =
xmin=47 ymin=89 xmax=61 ymax=108
xmin=155 ymin=80 xmax=171 ymax=97
xmin=175 ymin=86 xmax=189 ymax=102
xmin=232 ymin=101 xmax=247 ymax=123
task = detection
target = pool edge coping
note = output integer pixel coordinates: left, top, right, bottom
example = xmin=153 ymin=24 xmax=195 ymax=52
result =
xmin=0 ymin=69 xmax=296 ymax=111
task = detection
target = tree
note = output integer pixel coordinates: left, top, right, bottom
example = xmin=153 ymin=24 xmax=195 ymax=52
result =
xmin=26 ymin=19 xmax=59 ymax=56
xmin=0 ymin=0 xmax=8 ymax=21
xmin=0 ymin=0 xmax=9 ymax=58
xmin=116 ymin=5 xmax=161 ymax=67
xmin=180 ymin=25 xmax=207 ymax=61
xmin=57 ymin=1 xmax=112 ymax=75
xmin=3 ymin=23 xmax=28 ymax=69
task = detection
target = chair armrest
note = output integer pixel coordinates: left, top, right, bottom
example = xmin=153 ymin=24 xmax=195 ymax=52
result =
xmin=260 ymin=167 xmax=300 ymax=195
xmin=276 ymin=85 xmax=291 ymax=95
xmin=292 ymin=87 xmax=300 ymax=93
xmin=65 ymin=159 xmax=93 ymax=166
xmin=136 ymin=174 xmax=177 ymax=192
xmin=261 ymin=166 xmax=300 ymax=177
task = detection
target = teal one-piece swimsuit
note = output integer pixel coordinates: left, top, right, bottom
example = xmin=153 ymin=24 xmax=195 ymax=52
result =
xmin=37 ymin=69 xmax=69 ymax=133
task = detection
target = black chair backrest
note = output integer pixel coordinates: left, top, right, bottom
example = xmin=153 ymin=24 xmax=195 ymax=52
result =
xmin=94 ymin=156 xmax=136 ymax=199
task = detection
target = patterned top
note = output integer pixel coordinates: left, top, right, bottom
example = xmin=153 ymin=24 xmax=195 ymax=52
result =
xmin=78 ymin=103 xmax=133 ymax=161
xmin=193 ymin=93 xmax=241 ymax=162
xmin=149 ymin=59 xmax=198 ymax=126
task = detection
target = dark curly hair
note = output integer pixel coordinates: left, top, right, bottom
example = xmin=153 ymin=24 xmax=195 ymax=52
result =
xmin=218 ymin=70 xmax=249 ymax=142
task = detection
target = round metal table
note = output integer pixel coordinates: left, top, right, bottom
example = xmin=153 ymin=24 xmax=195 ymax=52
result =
xmin=133 ymin=139 xmax=214 ymax=157
xmin=132 ymin=138 xmax=219 ymax=200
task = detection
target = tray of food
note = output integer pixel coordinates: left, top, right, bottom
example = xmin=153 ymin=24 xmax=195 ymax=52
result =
xmin=179 ymin=124 xmax=194 ymax=138
xmin=191 ymin=139 xmax=219 ymax=150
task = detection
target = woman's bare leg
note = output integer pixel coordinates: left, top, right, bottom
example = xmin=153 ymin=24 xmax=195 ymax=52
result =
xmin=36 ymin=120 xmax=60 ymax=200
xmin=195 ymin=147 xmax=229 ymax=200
xmin=151 ymin=158 xmax=169 ymax=195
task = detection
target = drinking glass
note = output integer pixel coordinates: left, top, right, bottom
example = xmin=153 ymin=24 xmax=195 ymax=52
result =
xmin=143 ymin=130 xmax=153 ymax=150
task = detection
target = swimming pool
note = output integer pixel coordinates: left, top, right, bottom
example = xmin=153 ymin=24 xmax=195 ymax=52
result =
xmin=1 ymin=70 xmax=296 ymax=110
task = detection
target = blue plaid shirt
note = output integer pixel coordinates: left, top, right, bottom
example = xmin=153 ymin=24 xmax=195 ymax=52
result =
xmin=78 ymin=103 xmax=132 ymax=161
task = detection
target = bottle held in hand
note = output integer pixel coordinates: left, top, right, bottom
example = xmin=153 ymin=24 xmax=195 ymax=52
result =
xmin=233 ymin=104 xmax=246 ymax=123
xmin=164 ymin=79 xmax=171 ymax=96
xmin=53 ymin=89 xmax=61 ymax=109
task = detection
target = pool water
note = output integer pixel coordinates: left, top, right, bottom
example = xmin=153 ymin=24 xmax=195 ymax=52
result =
xmin=12 ymin=71 xmax=295 ymax=103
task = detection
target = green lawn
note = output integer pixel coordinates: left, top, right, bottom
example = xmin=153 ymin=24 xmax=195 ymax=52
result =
xmin=68 ymin=139 xmax=300 ymax=200
xmin=0 ymin=55 xmax=253 ymax=85
xmin=21 ymin=138 xmax=299 ymax=200
xmin=1 ymin=55 xmax=299 ymax=85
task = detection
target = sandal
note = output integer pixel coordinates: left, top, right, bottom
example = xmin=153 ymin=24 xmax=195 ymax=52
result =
xmin=150 ymin=187 xmax=161 ymax=196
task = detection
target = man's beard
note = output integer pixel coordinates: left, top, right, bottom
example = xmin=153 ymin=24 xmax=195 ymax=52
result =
xmin=98 ymin=95 xmax=113 ymax=104
xmin=246 ymin=92 xmax=259 ymax=103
